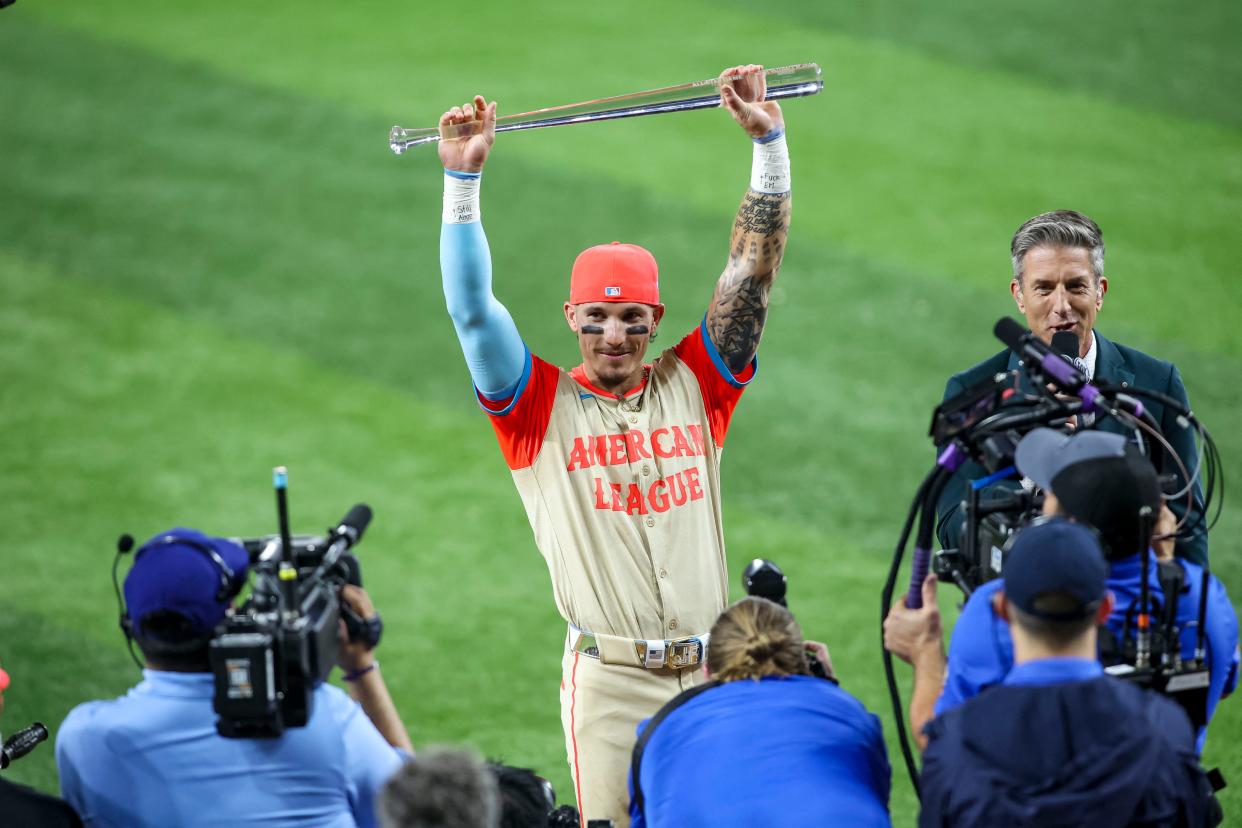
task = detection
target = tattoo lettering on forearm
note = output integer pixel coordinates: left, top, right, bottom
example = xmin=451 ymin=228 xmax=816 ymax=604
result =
xmin=734 ymin=190 xmax=787 ymax=238
xmin=706 ymin=190 xmax=790 ymax=372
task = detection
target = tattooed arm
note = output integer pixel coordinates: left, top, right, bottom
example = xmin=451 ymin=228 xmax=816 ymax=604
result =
xmin=707 ymin=64 xmax=791 ymax=373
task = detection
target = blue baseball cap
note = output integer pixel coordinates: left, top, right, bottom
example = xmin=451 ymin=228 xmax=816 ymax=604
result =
xmin=1003 ymin=518 xmax=1108 ymax=620
xmin=124 ymin=528 xmax=249 ymax=639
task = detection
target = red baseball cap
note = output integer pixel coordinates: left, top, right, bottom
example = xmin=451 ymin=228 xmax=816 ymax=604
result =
xmin=569 ymin=242 xmax=660 ymax=306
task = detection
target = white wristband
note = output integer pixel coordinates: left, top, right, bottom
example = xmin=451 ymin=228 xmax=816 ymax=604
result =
xmin=443 ymin=171 xmax=481 ymax=224
xmin=750 ymin=129 xmax=790 ymax=194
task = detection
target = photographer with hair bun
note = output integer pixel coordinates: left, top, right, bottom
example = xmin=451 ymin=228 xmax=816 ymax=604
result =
xmin=628 ymin=597 xmax=891 ymax=828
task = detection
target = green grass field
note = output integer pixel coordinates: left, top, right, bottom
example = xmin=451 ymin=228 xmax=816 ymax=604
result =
xmin=2 ymin=1 xmax=1240 ymax=823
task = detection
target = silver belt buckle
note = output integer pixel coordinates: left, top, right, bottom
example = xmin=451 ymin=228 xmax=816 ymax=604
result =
xmin=667 ymin=637 xmax=703 ymax=669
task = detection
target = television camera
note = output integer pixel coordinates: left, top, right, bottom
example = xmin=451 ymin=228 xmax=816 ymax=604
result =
xmin=881 ymin=318 xmax=1223 ymax=797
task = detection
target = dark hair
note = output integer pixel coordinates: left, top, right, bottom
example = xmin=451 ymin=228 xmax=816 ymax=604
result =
xmin=379 ymin=746 xmax=499 ymax=828
xmin=134 ymin=610 xmax=212 ymax=672
xmin=488 ymin=763 xmax=552 ymax=828
xmin=1009 ymin=596 xmax=1099 ymax=648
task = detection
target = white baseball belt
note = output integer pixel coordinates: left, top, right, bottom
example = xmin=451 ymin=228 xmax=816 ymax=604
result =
xmin=568 ymin=623 xmax=710 ymax=670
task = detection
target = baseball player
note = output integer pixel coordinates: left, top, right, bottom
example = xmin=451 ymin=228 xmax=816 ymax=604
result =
xmin=433 ymin=64 xmax=792 ymax=826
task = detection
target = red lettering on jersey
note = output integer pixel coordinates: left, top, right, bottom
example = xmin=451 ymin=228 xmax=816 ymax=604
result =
xmin=686 ymin=424 xmax=706 ymax=457
xmin=648 ymin=479 xmax=670 ymax=513
xmin=684 ymin=466 xmax=704 ymax=502
xmin=625 ymin=430 xmax=652 ymax=461
xmin=670 ymin=426 xmax=693 ymax=458
xmin=593 ymin=477 xmax=610 ymax=509
xmin=609 ymin=481 xmax=625 ymax=511
xmin=650 ymin=428 xmax=672 ymax=458
xmin=669 ymin=472 xmax=689 ymax=507
xmin=608 ymin=434 xmax=628 ymax=466
xmin=567 ymin=437 xmax=594 ymax=471
xmin=625 ymin=483 xmax=648 ymax=515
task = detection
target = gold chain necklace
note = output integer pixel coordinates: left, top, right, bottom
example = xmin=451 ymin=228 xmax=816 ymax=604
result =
xmin=619 ymin=367 xmax=651 ymax=413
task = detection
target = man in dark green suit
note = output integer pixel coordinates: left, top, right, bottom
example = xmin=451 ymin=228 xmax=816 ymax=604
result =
xmin=935 ymin=210 xmax=1207 ymax=566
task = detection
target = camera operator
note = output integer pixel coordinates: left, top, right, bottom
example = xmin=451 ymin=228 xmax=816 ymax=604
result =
xmin=55 ymin=528 xmax=412 ymax=827
xmin=886 ymin=430 xmax=1238 ymax=751
xmin=0 ymin=658 xmax=83 ymax=826
xmin=629 ymin=597 xmax=891 ymax=828
xmin=935 ymin=209 xmax=1208 ymax=566
xmin=918 ymin=518 xmax=1221 ymax=827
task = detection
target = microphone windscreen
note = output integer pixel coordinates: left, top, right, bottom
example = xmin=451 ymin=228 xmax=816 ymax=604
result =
xmin=117 ymin=534 xmax=135 ymax=554
xmin=1051 ymin=330 xmax=1078 ymax=358
xmin=993 ymin=317 xmax=1028 ymax=351
xmin=340 ymin=504 xmax=373 ymax=539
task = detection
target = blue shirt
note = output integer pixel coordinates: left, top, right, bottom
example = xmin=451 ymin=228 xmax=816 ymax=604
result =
xmin=1003 ymin=656 xmax=1103 ymax=686
xmin=936 ymin=552 xmax=1239 ymax=751
xmin=631 ymin=676 xmax=891 ymax=828
xmin=56 ymin=671 xmax=405 ymax=828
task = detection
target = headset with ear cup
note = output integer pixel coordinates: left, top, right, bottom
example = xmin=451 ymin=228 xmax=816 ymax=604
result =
xmin=113 ymin=531 xmax=243 ymax=664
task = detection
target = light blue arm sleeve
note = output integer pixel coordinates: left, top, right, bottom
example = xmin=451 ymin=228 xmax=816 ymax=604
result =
xmin=440 ymin=220 xmax=527 ymax=399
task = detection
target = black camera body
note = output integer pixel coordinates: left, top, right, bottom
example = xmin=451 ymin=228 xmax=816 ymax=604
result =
xmin=209 ymin=504 xmax=371 ymax=739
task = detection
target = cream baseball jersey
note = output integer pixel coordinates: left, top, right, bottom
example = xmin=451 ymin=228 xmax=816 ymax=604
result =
xmin=478 ymin=322 xmax=755 ymax=641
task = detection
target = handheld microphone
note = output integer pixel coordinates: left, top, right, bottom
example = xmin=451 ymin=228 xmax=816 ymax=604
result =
xmin=1 ymin=723 xmax=48 ymax=770
xmin=1051 ymin=330 xmax=1079 ymax=362
xmin=994 ymin=317 xmax=1101 ymax=410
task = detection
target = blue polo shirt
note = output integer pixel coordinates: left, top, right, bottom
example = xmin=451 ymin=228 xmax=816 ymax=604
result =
xmin=936 ymin=552 xmax=1239 ymax=751
xmin=56 ymin=671 xmax=405 ymax=828
xmin=1004 ymin=657 xmax=1103 ymax=686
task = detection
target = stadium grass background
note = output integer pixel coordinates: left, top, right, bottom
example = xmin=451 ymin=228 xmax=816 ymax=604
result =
xmin=2 ymin=1 xmax=1239 ymax=822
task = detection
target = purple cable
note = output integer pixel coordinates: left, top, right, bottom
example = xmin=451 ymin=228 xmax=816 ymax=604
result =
xmin=906 ymin=446 xmax=966 ymax=608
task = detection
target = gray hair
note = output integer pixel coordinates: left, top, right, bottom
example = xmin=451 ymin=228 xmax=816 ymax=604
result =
xmin=1010 ymin=210 xmax=1105 ymax=285
xmin=379 ymin=747 xmax=500 ymax=828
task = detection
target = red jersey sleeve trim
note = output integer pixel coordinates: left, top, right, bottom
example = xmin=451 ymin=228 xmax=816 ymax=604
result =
xmin=481 ymin=353 xmax=560 ymax=470
xmin=672 ymin=320 xmax=757 ymax=448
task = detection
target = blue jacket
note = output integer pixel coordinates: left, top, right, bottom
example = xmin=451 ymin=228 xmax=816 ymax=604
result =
xmin=935 ymin=333 xmax=1208 ymax=566
xmin=630 ymin=675 xmax=891 ymax=828
xmin=56 ymin=671 xmax=405 ymax=828
xmin=921 ymin=659 xmax=1219 ymax=828
xmin=937 ymin=553 xmax=1238 ymax=751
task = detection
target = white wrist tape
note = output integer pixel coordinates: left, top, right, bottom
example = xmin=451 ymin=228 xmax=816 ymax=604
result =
xmin=443 ymin=171 xmax=482 ymax=224
xmin=750 ymin=129 xmax=790 ymax=194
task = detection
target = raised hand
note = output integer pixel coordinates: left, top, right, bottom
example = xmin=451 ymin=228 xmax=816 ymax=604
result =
xmin=718 ymin=64 xmax=784 ymax=139
xmin=438 ymin=95 xmax=497 ymax=173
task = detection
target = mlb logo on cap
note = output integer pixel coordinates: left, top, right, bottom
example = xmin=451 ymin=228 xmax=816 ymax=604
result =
xmin=605 ymin=286 xmax=622 ymax=297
